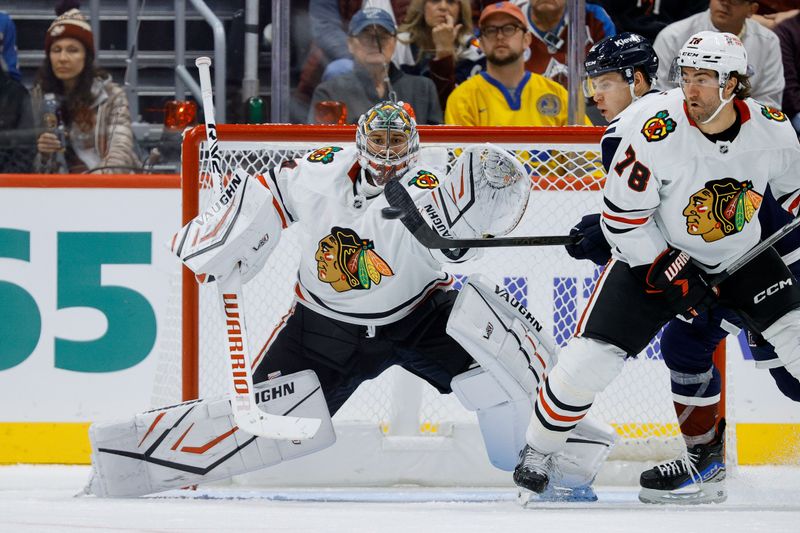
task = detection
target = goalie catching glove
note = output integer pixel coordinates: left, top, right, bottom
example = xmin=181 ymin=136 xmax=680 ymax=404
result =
xmin=437 ymin=143 xmax=531 ymax=239
xmin=638 ymin=247 xmax=719 ymax=319
xmin=168 ymin=167 xmax=282 ymax=284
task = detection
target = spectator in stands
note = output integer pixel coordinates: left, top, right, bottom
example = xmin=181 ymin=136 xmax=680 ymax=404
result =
xmin=32 ymin=7 xmax=140 ymax=174
xmin=515 ymin=0 xmax=616 ymax=87
xmin=751 ymin=0 xmax=799 ymax=30
xmin=445 ymin=1 xmax=589 ymax=125
xmin=296 ymin=1 xmax=410 ymax=114
xmin=593 ymin=1 xmax=708 ymax=42
xmin=308 ymin=7 xmax=442 ymax=124
xmin=653 ymin=0 xmax=785 ymax=107
xmin=0 ymin=56 xmax=34 ymax=173
xmin=0 ymin=11 xmax=21 ymax=82
xmin=393 ymin=0 xmax=483 ymax=108
xmin=775 ymin=12 xmax=800 ymax=135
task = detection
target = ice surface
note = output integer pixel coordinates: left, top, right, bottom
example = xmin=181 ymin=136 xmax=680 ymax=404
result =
xmin=1 ymin=465 xmax=799 ymax=532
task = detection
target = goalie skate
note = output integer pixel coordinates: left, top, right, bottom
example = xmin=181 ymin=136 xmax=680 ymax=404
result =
xmin=514 ymin=444 xmax=601 ymax=504
xmin=639 ymin=421 xmax=726 ymax=504
xmin=513 ymin=445 xmax=552 ymax=494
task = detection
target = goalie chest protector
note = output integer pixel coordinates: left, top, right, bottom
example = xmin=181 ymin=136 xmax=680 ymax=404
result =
xmin=266 ymin=146 xmax=456 ymax=326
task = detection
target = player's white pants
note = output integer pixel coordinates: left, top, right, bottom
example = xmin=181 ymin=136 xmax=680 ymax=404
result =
xmin=526 ymin=336 xmax=626 ymax=454
xmin=762 ymin=308 xmax=800 ymax=380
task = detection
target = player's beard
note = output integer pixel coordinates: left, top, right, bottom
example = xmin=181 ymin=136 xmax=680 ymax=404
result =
xmin=486 ymin=49 xmax=522 ymax=67
xmin=685 ymin=97 xmax=720 ymax=124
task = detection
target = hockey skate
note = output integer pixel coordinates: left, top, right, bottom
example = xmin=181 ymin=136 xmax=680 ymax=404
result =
xmin=639 ymin=420 xmax=726 ymax=504
xmin=513 ymin=445 xmax=552 ymax=494
xmin=516 ymin=445 xmax=599 ymax=504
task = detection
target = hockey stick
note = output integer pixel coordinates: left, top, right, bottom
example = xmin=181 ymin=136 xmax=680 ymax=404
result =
xmin=708 ymin=214 xmax=800 ymax=286
xmin=382 ymin=179 xmax=580 ymax=248
xmin=195 ymin=57 xmax=321 ymax=440
xmin=196 ymin=57 xmax=224 ymax=194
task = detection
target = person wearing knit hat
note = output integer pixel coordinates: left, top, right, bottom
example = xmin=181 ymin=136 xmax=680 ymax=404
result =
xmin=45 ymin=7 xmax=94 ymax=56
xmin=32 ymin=2 xmax=140 ymax=174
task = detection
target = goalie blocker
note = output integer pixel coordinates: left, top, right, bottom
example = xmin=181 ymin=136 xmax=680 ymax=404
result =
xmin=87 ymin=371 xmax=334 ymax=497
xmin=169 ymin=167 xmax=283 ymax=284
xmin=448 ymin=274 xmax=617 ymax=492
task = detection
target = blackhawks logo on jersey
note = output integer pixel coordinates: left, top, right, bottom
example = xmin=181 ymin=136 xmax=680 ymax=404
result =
xmin=683 ymin=178 xmax=763 ymax=242
xmin=307 ymin=146 xmax=343 ymax=164
xmin=408 ymin=170 xmax=439 ymax=189
xmin=316 ymin=226 xmax=394 ymax=292
xmin=641 ymin=110 xmax=676 ymax=142
xmin=760 ymin=105 xmax=787 ymax=122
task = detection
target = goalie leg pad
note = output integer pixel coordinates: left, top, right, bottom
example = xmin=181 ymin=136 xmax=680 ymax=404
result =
xmin=555 ymin=415 xmax=618 ymax=489
xmin=451 ymin=367 xmax=618 ymax=480
xmin=447 ymin=273 xmax=557 ymax=400
xmin=451 ymin=367 xmax=531 ymax=471
xmin=88 ymin=370 xmax=334 ymax=497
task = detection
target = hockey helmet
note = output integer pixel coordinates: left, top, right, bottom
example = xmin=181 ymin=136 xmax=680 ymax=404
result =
xmin=672 ymin=31 xmax=748 ymax=88
xmin=356 ymin=101 xmax=420 ymax=186
xmin=584 ymin=32 xmax=658 ymax=85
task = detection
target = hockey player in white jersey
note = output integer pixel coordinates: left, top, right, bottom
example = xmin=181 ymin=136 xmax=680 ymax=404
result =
xmin=514 ymin=31 xmax=800 ymax=495
xmin=570 ymin=31 xmax=800 ymax=504
xmin=86 ymin=101 xmax=616 ymax=498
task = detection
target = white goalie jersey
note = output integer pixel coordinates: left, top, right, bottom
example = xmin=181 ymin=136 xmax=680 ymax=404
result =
xmin=601 ymin=88 xmax=800 ymax=272
xmin=260 ymin=145 xmax=470 ymax=326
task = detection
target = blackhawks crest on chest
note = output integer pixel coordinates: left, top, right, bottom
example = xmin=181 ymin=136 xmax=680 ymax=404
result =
xmin=683 ymin=178 xmax=763 ymax=242
xmin=316 ymin=227 xmax=394 ymax=292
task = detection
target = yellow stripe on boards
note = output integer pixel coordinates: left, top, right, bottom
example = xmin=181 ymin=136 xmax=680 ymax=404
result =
xmin=0 ymin=422 xmax=798 ymax=465
xmin=736 ymin=423 xmax=800 ymax=464
xmin=0 ymin=423 xmax=91 ymax=464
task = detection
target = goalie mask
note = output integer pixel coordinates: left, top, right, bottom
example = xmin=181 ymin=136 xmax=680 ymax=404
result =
xmin=356 ymin=101 xmax=420 ymax=186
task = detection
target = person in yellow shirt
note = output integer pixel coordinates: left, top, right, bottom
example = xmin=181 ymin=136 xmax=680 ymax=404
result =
xmin=445 ymin=1 xmax=590 ymax=126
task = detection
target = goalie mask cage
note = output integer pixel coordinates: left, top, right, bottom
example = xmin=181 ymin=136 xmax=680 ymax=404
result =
xmin=158 ymin=124 xmax=731 ymax=487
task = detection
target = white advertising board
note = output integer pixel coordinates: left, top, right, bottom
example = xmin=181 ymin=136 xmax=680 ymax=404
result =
xmin=0 ymin=185 xmax=180 ymax=421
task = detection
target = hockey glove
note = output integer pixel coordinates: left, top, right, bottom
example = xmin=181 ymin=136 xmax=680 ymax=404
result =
xmin=641 ymin=247 xmax=719 ymax=319
xmin=564 ymin=213 xmax=612 ymax=266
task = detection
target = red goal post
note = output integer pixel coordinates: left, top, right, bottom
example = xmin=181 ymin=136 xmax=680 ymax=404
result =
xmin=177 ymin=124 xmax=728 ymax=477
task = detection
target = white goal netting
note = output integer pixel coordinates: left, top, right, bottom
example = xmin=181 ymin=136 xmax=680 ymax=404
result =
xmin=152 ymin=125 xmax=717 ymax=487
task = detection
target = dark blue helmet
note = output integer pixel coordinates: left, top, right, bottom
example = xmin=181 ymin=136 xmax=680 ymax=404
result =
xmin=584 ymin=32 xmax=658 ymax=85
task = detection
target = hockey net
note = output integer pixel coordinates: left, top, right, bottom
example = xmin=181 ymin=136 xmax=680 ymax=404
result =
xmin=153 ymin=124 xmax=728 ymax=487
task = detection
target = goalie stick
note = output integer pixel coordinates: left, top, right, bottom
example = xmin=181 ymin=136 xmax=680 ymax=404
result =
xmin=195 ymin=57 xmax=321 ymax=440
xmin=382 ymin=179 xmax=580 ymax=248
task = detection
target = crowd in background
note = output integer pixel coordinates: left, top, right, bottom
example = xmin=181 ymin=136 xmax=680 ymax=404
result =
xmin=0 ymin=0 xmax=799 ymax=174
